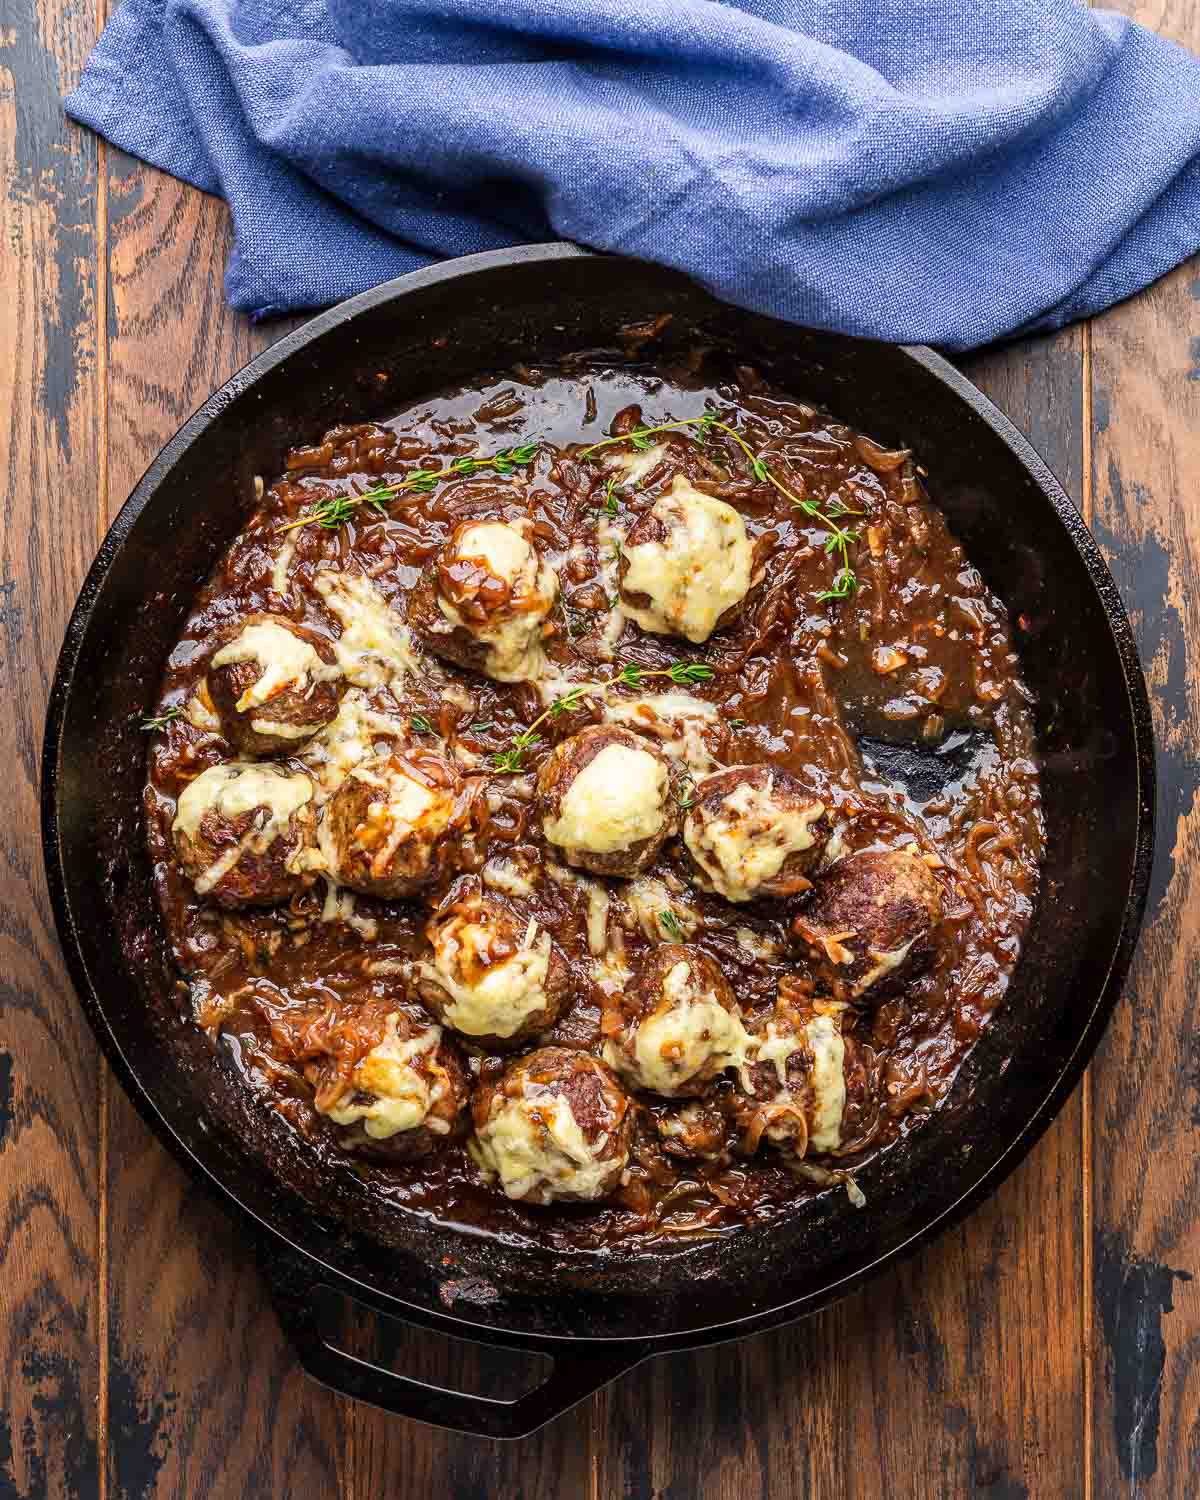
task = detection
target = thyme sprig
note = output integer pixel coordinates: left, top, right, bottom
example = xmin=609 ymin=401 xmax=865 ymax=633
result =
xmin=579 ymin=415 xmax=861 ymax=603
xmin=277 ymin=443 xmax=539 ymax=533
xmin=659 ymin=909 xmax=685 ymax=941
xmin=140 ymin=706 xmax=183 ymax=733
xmin=491 ymin=659 xmax=715 ymax=774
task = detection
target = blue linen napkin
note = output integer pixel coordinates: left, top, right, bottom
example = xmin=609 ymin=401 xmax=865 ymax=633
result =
xmin=66 ymin=0 xmax=1200 ymax=350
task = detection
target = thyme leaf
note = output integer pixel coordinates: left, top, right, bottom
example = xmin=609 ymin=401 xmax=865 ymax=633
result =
xmin=409 ymin=714 xmax=434 ymax=734
xmin=659 ymin=909 xmax=684 ymax=941
xmin=139 ymin=707 xmax=183 ymax=733
xmin=278 ymin=444 xmax=539 ymax=533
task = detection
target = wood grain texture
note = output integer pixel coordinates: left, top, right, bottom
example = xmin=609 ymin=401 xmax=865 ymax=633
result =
xmin=1087 ymin=256 xmax=1200 ymax=1500
xmin=102 ymin=151 xmax=342 ymax=1500
xmin=593 ymin=330 xmax=1089 ymax=1500
xmin=0 ymin=1 xmax=104 ymax=1495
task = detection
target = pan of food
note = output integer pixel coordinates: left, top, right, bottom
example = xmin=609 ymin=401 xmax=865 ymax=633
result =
xmin=41 ymin=243 xmax=1154 ymax=1437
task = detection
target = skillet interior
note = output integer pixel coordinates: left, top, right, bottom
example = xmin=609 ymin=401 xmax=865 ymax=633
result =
xmin=43 ymin=245 xmax=1153 ymax=1349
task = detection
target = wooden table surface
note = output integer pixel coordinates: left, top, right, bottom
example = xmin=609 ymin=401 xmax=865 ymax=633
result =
xmin=3 ymin=1 xmax=1199 ymax=1495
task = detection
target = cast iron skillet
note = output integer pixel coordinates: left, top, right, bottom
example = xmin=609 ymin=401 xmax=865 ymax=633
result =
xmin=41 ymin=244 xmax=1154 ymax=1438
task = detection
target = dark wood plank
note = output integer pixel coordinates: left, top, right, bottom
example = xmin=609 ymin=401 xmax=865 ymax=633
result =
xmin=594 ymin=331 xmax=1089 ymax=1499
xmin=1087 ymin=238 xmax=1200 ymax=1498
xmin=102 ymin=152 xmax=343 ymax=1499
xmin=0 ymin=3 xmax=104 ymax=1498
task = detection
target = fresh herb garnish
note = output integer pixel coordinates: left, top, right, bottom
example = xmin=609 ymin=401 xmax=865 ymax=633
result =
xmin=409 ymin=714 xmax=434 ymax=734
xmin=659 ymin=909 xmax=685 ymax=941
xmin=278 ymin=444 xmax=539 ymax=533
xmin=140 ymin=707 xmax=183 ymax=732
xmin=470 ymin=720 xmax=494 ymax=733
xmin=490 ymin=659 xmax=715 ymax=774
xmin=674 ymin=776 xmax=697 ymax=811
xmin=580 ymin=415 xmax=861 ymax=602
xmin=602 ymin=477 xmax=620 ymax=518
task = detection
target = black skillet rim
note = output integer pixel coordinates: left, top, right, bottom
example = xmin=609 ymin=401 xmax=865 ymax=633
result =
xmin=40 ymin=242 xmax=1156 ymax=1356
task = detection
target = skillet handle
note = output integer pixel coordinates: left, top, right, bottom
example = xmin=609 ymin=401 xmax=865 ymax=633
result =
xmin=259 ymin=1245 xmax=648 ymax=1439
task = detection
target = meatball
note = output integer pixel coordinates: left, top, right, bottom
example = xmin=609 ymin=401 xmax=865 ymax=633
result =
xmin=655 ymin=1096 xmax=731 ymax=1162
xmin=791 ymin=847 xmax=944 ymax=997
xmin=321 ymin=747 xmax=469 ymax=900
xmin=471 ymin=1046 xmax=633 ymax=1204
xmin=208 ymin=614 xmax=343 ymax=754
xmin=618 ymin=475 xmax=753 ymax=644
xmin=602 ymin=943 xmax=746 ymax=1097
xmin=172 ymin=761 xmax=316 ymax=908
xmin=537 ymin=725 xmax=676 ymax=878
xmin=306 ymin=1004 xmax=469 ymax=1161
xmin=413 ymin=892 xmax=570 ymax=1047
xmin=734 ymin=998 xmax=868 ymax=1159
xmin=408 ymin=518 xmax=559 ymax=682
xmin=683 ymin=765 xmax=831 ymax=904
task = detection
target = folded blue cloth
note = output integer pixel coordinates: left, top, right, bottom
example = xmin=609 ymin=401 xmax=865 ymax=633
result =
xmin=67 ymin=0 xmax=1200 ymax=350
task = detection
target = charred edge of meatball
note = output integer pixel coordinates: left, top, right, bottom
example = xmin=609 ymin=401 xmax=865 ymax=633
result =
xmin=207 ymin=613 xmax=343 ymax=755
xmin=414 ymin=890 xmax=571 ymax=1048
xmin=791 ymin=848 xmax=944 ymax=998
xmin=536 ymin=724 xmax=678 ymax=878
xmin=683 ymin=764 xmax=832 ymax=902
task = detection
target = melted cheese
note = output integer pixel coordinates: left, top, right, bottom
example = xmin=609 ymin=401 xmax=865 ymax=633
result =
xmin=855 ymin=937 xmax=917 ymax=994
xmin=621 ymin=476 xmax=752 ymax=644
xmin=609 ymin=442 xmax=666 ymax=487
xmin=806 ymin=1009 xmax=847 ymax=1152
xmin=614 ymin=961 xmax=748 ymax=1096
xmin=173 ymin=763 xmax=312 ymax=894
xmin=270 ymin=532 xmax=299 ymax=596
xmin=481 ymin=856 xmax=536 ymax=897
xmin=323 ymin=1017 xmax=442 ymax=1139
xmin=686 ymin=774 xmax=825 ymax=903
xmin=544 ymin=743 xmax=668 ymax=856
xmin=437 ymin=521 xmax=559 ymax=683
xmin=624 ymin=876 xmax=699 ymax=941
xmin=474 ymin=1086 xmax=621 ymax=1201
xmin=211 ymin=620 xmax=329 ymax=712
xmin=298 ymin=689 xmax=401 ymax=802
xmin=419 ymin=927 xmax=553 ymax=1039
xmin=602 ymin=691 xmax=721 ymax=777
xmin=314 ymin=570 xmax=421 ymax=687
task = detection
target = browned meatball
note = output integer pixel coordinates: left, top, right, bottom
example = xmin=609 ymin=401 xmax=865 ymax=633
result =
xmin=171 ymin=761 xmax=317 ymax=909
xmin=618 ymin=475 xmax=754 ymax=644
xmin=602 ymin=943 xmax=746 ymax=1097
xmin=321 ymin=747 xmax=472 ymax=899
xmin=734 ymin=998 xmax=871 ymax=1159
xmin=207 ymin=613 xmax=343 ymax=755
xmin=683 ymin=765 xmax=831 ymax=903
xmin=413 ymin=890 xmax=570 ymax=1048
xmin=791 ymin=847 xmax=944 ymax=997
xmin=536 ymin=724 xmax=676 ymax=878
xmin=471 ymin=1046 xmax=633 ymax=1204
xmin=300 ymin=1000 xmax=469 ymax=1162
xmin=407 ymin=518 xmax=559 ymax=682
xmin=655 ymin=1096 xmax=731 ymax=1162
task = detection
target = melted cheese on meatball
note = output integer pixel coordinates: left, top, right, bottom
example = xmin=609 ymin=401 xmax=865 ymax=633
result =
xmin=437 ymin=521 xmax=559 ymax=683
xmin=323 ymin=1018 xmax=444 ymax=1139
xmin=620 ymin=961 xmax=748 ymax=1095
xmin=686 ymin=777 xmax=826 ymax=902
xmin=420 ymin=924 xmax=553 ymax=1039
xmin=621 ymin=476 xmax=752 ymax=644
xmin=544 ymin=743 xmax=668 ymax=855
xmin=474 ymin=1088 xmax=621 ymax=1201
xmin=173 ymin=763 xmax=312 ymax=894
xmin=210 ymin=620 xmax=329 ymax=717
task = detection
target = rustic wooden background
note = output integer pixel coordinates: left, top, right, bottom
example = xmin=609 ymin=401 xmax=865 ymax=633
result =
xmin=2 ymin=0 xmax=1198 ymax=1494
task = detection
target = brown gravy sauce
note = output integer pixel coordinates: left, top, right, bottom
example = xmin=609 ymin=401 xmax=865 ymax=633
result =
xmin=144 ymin=360 xmax=1043 ymax=1252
